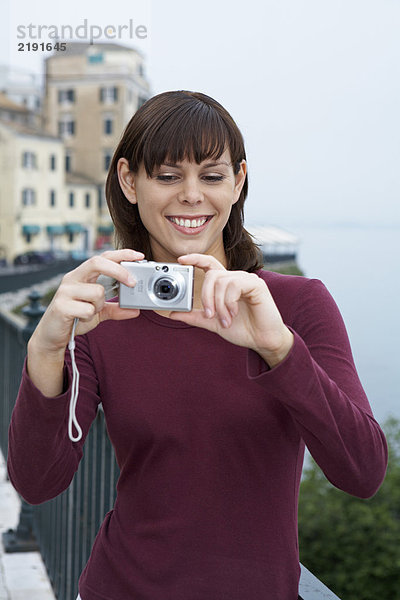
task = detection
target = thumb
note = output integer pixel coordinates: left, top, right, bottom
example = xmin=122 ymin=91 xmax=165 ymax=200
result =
xmin=101 ymin=302 xmax=140 ymax=322
xmin=169 ymin=309 xmax=217 ymax=331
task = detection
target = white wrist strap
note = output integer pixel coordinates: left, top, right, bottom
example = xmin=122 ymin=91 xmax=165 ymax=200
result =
xmin=68 ymin=318 xmax=82 ymax=442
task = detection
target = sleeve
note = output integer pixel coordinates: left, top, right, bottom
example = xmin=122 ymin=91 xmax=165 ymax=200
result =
xmin=7 ymin=333 xmax=100 ymax=505
xmin=247 ymin=278 xmax=388 ymax=499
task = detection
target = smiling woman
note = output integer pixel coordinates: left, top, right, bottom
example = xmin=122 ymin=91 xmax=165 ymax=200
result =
xmin=116 ymin=149 xmax=247 ymax=266
xmin=106 ymin=90 xmax=263 ymax=272
xmin=7 ymin=90 xmax=388 ymax=600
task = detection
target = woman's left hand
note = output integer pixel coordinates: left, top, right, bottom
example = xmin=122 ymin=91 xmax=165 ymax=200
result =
xmin=169 ymin=254 xmax=294 ymax=368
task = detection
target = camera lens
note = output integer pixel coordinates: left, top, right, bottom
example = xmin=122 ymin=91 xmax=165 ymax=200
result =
xmin=154 ymin=277 xmax=179 ymax=300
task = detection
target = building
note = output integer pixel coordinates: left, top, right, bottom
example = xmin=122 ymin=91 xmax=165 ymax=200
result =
xmin=43 ymin=42 xmax=150 ymax=226
xmin=246 ymin=225 xmax=300 ymax=266
xmin=0 ymin=92 xmax=37 ymax=129
xmin=0 ymin=119 xmax=97 ymax=263
xmin=0 ymin=43 xmax=150 ymax=262
xmin=0 ymin=65 xmax=42 ymax=120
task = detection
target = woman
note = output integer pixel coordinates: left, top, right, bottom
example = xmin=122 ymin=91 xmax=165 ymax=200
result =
xmin=8 ymin=91 xmax=388 ymax=600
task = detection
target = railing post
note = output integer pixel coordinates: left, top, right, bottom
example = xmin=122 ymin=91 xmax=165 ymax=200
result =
xmin=2 ymin=289 xmax=46 ymax=553
xmin=21 ymin=289 xmax=46 ymax=344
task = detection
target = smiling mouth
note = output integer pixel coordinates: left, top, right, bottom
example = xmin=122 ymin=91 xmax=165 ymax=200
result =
xmin=166 ymin=216 xmax=213 ymax=229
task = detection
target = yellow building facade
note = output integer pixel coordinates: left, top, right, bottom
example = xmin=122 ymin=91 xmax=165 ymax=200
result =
xmin=0 ymin=120 xmax=98 ymax=262
xmin=0 ymin=43 xmax=150 ymax=263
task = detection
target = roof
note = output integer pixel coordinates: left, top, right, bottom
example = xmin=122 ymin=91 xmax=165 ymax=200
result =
xmin=0 ymin=118 xmax=61 ymax=141
xmin=0 ymin=92 xmax=30 ymax=113
xmin=246 ymin=225 xmax=299 ymax=247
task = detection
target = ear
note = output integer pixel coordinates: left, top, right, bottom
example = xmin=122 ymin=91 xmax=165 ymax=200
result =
xmin=232 ymin=160 xmax=247 ymax=205
xmin=117 ymin=158 xmax=137 ymax=204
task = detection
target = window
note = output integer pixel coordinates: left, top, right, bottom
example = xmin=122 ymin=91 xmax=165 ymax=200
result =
xmin=69 ymin=192 xmax=75 ymax=207
xmin=104 ymin=117 xmax=113 ymax=135
xmin=50 ymin=154 xmax=56 ymax=170
xmin=65 ymin=151 xmax=72 ymax=173
xmin=58 ymin=117 xmax=75 ymax=138
xmin=85 ymin=193 xmax=91 ymax=208
xmin=22 ymin=188 xmax=36 ymax=206
xmin=98 ymin=187 xmax=103 ymax=210
xmin=88 ymin=52 xmax=103 ymax=64
xmin=22 ymin=151 xmax=37 ymax=169
xmin=58 ymin=89 xmax=75 ymax=104
xmin=50 ymin=190 xmax=56 ymax=207
xmin=100 ymin=86 xmax=118 ymax=103
xmin=104 ymin=150 xmax=112 ymax=171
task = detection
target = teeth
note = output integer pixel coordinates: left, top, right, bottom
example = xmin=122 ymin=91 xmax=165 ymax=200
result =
xmin=171 ymin=217 xmax=207 ymax=228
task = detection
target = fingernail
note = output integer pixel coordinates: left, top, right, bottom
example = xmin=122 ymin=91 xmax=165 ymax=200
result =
xmin=128 ymin=275 xmax=136 ymax=286
xmin=205 ymin=308 xmax=212 ymax=318
xmin=221 ymin=319 xmax=229 ymax=328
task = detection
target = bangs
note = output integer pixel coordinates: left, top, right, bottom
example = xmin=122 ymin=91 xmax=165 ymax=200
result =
xmin=131 ymin=96 xmax=243 ymax=175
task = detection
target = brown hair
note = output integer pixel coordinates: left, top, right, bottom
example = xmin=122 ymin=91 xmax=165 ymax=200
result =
xmin=106 ymin=90 xmax=263 ymax=272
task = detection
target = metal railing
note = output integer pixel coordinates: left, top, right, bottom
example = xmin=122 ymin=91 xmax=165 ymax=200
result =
xmin=0 ymin=290 xmax=340 ymax=600
xmin=33 ymin=407 xmax=119 ymax=600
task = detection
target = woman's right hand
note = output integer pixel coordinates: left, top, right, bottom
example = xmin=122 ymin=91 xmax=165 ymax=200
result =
xmin=29 ymin=249 xmax=144 ymax=356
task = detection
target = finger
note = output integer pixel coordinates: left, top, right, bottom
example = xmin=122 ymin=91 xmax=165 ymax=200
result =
xmin=224 ymin=279 xmax=241 ymax=317
xmin=100 ymin=248 xmax=144 ymax=262
xmin=60 ymin=282 xmax=106 ymax=314
xmin=65 ymin=254 xmax=141 ymax=287
xmin=169 ymin=309 xmax=219 ymax=331
xmin=100 ymin=302 xmax=140 ymax=322
xmin=201 ymin=270 xmax=222 ymax=318
xmin=214 ymin=277 xmax=234 ymax=327
xmin=56 ymin=298 xmax=98 ymax=323
xmin=177 ymin=253 xmax=226 ymax=272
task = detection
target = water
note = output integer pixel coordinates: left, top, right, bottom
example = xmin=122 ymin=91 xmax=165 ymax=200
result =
xmin=287 ymin=222 xmax=400 ymax=425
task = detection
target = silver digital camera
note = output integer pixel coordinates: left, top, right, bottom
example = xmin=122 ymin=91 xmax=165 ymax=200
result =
xmin=119 ymin=261 xmax=194 ymax=311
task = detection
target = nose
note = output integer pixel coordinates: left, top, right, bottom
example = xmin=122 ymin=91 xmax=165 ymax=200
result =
xmin=177 ymin=176 xmax=204 ymax=205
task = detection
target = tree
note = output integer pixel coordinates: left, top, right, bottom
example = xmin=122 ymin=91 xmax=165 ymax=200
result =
xmin=298 ymin=417 xmax=400 ymax=599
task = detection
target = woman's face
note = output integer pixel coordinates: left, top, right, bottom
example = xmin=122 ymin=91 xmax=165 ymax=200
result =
xmin=118 ymin=149 xmax=246 ymax=265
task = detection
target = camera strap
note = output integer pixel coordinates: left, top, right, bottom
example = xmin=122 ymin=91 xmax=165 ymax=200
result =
xmin=68 ymin=318 xmax=82 ymax=442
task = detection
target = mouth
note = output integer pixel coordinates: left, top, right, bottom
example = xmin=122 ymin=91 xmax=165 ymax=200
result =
xmin=166 ymin=215 xmax=213 ymax=235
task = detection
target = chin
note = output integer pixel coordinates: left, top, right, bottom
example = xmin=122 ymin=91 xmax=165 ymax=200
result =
xmin=170 ymin=240 xmax=205 ymax=256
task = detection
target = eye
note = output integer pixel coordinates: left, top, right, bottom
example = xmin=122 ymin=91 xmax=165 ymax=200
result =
xmin=202 ymin=175 xmax=225 ymax=182
xmin=155 ymin=174 xmax=179 ymax=182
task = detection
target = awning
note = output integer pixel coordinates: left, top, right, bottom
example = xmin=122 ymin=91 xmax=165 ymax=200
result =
xmin=47 ymin=225 xmax=66 ymax=235
xmin=98 ymin=224 xmax=114 ymax=234
xmin=65 ymin=223 xmax=84 ymax=234
xmin=22 ymin=225 xmax=40 ymax=235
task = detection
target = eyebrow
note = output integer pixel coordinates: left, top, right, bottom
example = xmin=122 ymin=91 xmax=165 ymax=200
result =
xmin=161 ymin=160 xmax=231 ymax=168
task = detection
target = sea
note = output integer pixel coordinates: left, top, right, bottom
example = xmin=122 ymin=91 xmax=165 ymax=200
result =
xmin=283 ymin=222 xmax=400 ymax=426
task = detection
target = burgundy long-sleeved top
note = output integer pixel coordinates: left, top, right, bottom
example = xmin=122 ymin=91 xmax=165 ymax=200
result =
xmin=7 ymin=271 xmax=388 ymax=600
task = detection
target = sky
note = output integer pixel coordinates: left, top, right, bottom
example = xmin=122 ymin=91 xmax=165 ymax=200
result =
xmin=1 ymin=0 xmax=400 ymax=230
